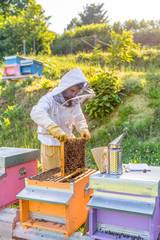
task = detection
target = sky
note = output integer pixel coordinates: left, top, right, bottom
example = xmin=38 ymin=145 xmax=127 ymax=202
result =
xmin=35 ymin=0 xmax=160 ymax=34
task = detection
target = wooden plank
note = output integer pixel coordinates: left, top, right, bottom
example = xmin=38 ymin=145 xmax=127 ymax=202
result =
xmin=19 ymin=199 xmax=29 ymax=224
xmin=2 ymin=74 xmax=41 ymax=81
xmin=57 ymin=168 xmax=85 ymax=182
xmin=23 ymin=219 xmax=68 ymax=233
xmin=13 ymin=221 xmax=90 ymax=240
xmin=60 ymin=141 xmax=65 ymax=177
xmin=27 ymin=179 xmax=71 ymax=190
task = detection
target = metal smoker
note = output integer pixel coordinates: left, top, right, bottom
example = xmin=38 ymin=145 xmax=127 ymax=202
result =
xmin=91 ymin=133 xmax=123 ymax=174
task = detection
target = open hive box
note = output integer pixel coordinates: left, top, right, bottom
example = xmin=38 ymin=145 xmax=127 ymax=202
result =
xmin=17 ymin=138 xmax=96 ymax=238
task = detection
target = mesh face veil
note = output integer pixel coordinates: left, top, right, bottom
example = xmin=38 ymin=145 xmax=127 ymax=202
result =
xmin=62 ymin=82 xmax=95 ymax=106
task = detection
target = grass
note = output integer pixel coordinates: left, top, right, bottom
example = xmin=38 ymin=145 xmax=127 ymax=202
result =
xmin=0 ymin=51 xmax=160 ymax=170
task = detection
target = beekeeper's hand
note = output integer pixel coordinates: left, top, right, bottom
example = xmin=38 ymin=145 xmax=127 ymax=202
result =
xmin=48 ymin=126 xmax=67 ymax=142
xmin=80 ymin=129 xmax=91 ymax=142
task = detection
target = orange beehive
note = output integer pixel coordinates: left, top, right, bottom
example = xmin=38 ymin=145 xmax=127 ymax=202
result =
xmin=17 ymin=168 xmax=96 ymax=238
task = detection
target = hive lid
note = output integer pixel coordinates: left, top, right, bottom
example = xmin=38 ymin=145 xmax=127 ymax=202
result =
xmin=21 ymin=59 xmax=43 ymax=65
xmin=0 ymin=147 xmax=40 ymax=169
xmin=4 ymin=55 xmax=25 ymax=60
xmin=89 ymin=166 xmax=160 ymax=197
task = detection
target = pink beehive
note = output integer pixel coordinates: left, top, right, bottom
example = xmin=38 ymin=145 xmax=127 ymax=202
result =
xmin=4 ymin=64 xmax=21 ymax=76
xmin=0 ymin=147 xmax=39 ymax=210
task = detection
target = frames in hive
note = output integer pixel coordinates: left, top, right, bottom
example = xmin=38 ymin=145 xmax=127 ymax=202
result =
xmin=61 ymin=138 xmax=86 ymax=177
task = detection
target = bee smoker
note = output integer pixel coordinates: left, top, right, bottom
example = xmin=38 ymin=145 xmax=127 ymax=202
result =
xmin=91 ymin=133 xmax=124 ymax=175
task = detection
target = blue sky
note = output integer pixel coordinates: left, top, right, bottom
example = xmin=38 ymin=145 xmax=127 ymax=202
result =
xmin=36 ymin=0 xmax=160 ymax=34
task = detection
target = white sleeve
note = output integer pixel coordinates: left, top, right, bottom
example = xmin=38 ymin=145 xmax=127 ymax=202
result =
xmin=30 ymin=93 xmax=57 ymax=130
xmin=73 ymin=105 xmax=88 ymax=133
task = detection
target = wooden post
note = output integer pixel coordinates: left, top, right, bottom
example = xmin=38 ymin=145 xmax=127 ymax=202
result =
xmin=33 ymin=37 xmax=36 ymax=53
xmin=23 ymin=40 xmax=26 ymax=55
xmin=71 ymin=39 xmax=73 ymax=54
xmin=94 ymin=34 xmax=98 ymax=47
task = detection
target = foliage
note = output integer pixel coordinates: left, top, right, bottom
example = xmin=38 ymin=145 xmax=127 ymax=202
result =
xmin=66 ymin=2 xmax=108 ymax=30
xmin=40 ymin=77 xmax=52 ymax=89
xmin=52 ymin=23 xmax=111 ymax=54
xmin=0 ymin=0 xmax=54 ymax=58
xmin=90 ymin=44 xmax=106 ymax=67
xmin=107 ymin=30 xmax=141 ymax=68
xmin=79 ymin=3 xmax=108 ymax=26
xmin=55 ymin=19 xmax=160 ymax=55
xmin=122 ymin=76 xmax=146 ymax=95
xmin=0 ymin=0 xmax=29 ymax=18
xmin=84 ymin=70 xmax=123 ymax=118
xmin=66 ymin=18 xmax=82 ymax=31
xmin=134 ymin=30 xmax=160 ymax=47
xmin=0 ymin=52 xmax=160 ymax=170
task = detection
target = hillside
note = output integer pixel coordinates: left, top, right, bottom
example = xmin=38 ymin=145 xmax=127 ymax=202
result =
xmin=0 ymin=53 xmax=160 ymax=171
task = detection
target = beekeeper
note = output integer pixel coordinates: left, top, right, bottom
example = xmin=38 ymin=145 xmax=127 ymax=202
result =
xmin=30 ymin=68 xmax=95 ymax=172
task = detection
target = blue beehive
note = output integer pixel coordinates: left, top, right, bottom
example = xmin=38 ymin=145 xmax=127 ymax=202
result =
xmin=20 ymin=59 xmax=43 ymax=76
xmin=4 ymin=55 xmax=26 ymax=65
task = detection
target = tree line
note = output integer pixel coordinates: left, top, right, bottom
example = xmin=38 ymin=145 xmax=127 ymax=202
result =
xmin=0 ymin=0 xmax=160 ymax=59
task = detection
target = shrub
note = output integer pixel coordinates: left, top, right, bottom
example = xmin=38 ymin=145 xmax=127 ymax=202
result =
xmin=123 ymin=76 xmax=146 ymax=95
xmin=84 ymin=70 xmax=123 ymax=118
xmin=40 ymin=78 xmax=52 ymax=89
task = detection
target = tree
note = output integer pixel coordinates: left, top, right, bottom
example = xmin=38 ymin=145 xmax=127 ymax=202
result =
xmin=80 ymin=3 xmax=108 ymax=25
xmin=123 ymin=19 xmax=139 ymax=32
xmin=112 ymin=21 xmax=123 ymax=34
xmin=66 ymin=17 xmax=81 ymax=31
xmin=0 ymin=0 xmax=54 ymax=58
xmin=66 ymin=2 xmax=109 ymax=30
xmin=107 ymin=30 xmax=141 ymax=68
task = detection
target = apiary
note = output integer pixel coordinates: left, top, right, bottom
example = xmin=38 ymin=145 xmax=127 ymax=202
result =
xmin=17 ymin=138 xmax=96 ymax=238
xmin=88 ymin=134 xmax=160 ymax=240
xmin=0 ymin=147 xmax=39 ymax=210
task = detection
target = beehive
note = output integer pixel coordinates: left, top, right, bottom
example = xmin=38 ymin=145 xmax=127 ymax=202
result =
xmin=20 ymin=59 xmax=43 ymax=76
xmin=4 ymin=64 xmax=21 ymax=76
xmin=88 ymin=166 xmax=160 ymax=240
xmin=17 ymin=137 xmax=96 ymax=238
xmin=17 ymin=168 xmax=96 ymax=238
xmin=0 ymin=147 xmax=39 ymax=210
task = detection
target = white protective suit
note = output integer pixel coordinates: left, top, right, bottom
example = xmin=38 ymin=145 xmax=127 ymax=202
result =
xmin=30 ymin=69 xmax=89 ymax=171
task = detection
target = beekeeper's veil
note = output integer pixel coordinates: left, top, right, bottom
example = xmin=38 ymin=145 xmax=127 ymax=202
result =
xmin=52 ymin=69 xmax=95 ymax=104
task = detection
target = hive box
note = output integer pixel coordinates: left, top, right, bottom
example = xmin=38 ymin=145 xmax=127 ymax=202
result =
xmin=88 ymin=167 xmax=160 ymax=240
xmin=4 ymin=64 xmax=21 ymax=76
xmin=0 ymin=147 xmax=39 ymax=210
xmin=4 ymin=55 xmax=25 ymax=65
xmin=20 ymin=59 xmax=43 ymax=76
xmin=17 ymin=168 xmax=96 ymax=238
